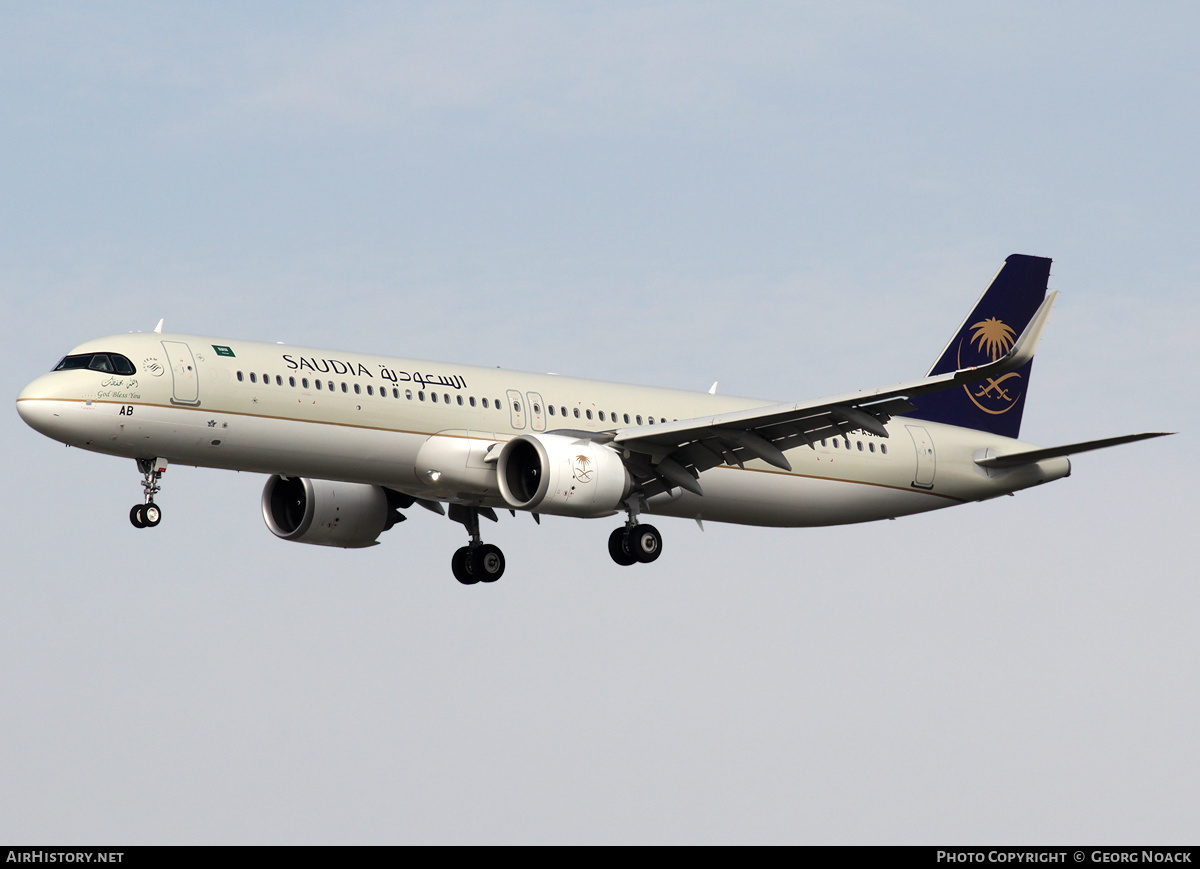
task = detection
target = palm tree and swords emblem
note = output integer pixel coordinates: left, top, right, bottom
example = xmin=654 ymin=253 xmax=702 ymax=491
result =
xmin=958 ymin=316 xmax=1022 ymax=414
xmin=572 ymin=454 xmax=595 ymax=483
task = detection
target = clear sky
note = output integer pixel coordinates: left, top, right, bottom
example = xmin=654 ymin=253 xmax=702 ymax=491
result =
xmin=2 ymin=1 xmax=1197 ymax=844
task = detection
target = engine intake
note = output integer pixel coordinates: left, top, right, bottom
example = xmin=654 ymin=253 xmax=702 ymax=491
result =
xmin=261 ymin=476 xmax=399 ymax=548
xmin=497 ymin=434 xmax=631 ymax=517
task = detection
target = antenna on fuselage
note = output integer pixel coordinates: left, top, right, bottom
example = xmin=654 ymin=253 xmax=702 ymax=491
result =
xmin=153 ymin=319 xmax=164 ymax=334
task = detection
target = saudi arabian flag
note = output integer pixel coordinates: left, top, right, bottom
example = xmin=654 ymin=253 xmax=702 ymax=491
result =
xmin=213 ymin=345 xmax=236 ymax=357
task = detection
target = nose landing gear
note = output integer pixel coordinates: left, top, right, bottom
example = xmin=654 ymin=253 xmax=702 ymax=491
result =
xmin=129 ymin=457 xmax=167 ymax=529
xmin=129 ymin=502 xmax=161 ymax=528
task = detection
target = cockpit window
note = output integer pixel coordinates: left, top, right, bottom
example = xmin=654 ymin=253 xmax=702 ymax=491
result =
xmin=54 ymin=353 xmax=136 ymax=376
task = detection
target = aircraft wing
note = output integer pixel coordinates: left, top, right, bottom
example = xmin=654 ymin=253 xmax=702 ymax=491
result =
xmin=610 ymin=292 xmax=1058 ymax=497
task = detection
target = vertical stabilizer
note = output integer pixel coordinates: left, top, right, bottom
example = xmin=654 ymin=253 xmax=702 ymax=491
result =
xmin=907 ymin=254 xmax=1051 ymax=438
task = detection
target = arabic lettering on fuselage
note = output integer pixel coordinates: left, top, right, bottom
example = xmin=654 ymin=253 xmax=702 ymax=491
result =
xmin=281 ymin=354 xmax=467 ymax=390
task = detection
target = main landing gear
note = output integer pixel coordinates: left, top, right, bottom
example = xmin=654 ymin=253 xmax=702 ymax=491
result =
xmin=129 ymin=457 xmax=166 ymax=529
xmin=608 ymin=500 xmax=662 ymax=566
xmin=448 ymin=504 xmax=506 ymax=585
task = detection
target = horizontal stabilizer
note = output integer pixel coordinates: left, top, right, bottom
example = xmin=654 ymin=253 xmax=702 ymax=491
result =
xmin=975 ymin=432 xmax=1173 ymax=469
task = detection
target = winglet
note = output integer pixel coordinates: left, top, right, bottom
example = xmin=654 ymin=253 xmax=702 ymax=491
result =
xmin=955 ymin=290 xmax=1051 ymax=381
xmin=952 ymin=290 xmax=1056 ymax=385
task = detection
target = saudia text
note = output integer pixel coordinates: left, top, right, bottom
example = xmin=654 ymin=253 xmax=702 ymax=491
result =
xmin=281 ymin=355 xmax=467 ymax=390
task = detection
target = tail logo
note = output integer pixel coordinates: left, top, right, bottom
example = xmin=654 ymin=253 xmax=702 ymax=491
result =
xmin=958 ymin=317 xmax=1023 ymax=415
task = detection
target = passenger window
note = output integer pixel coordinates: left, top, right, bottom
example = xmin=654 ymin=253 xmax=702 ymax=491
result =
xmin=237 ymin=371 xmax=244 ymax=382
xmin=869 ymin=442 xmax=876 ymax=453
xmin=316 ymin=380 xmax=322 ymax=390
xmin=431 ymin=393 xmax=438 ymax=403
xmin=444 ymin=394 xmax=450 ymax=404
xmin=250 ymin=372 xmax=257 ymax=383
xmin=573 ymin=408 xmax=580 ymax=418
xmin=469 ymin=396 xmax=476 ymax=407
xmin=514 ymin=401 xmax=521 ymax=412
xmin=624 ymin=414 xmax=630 ymax=424
xmin=481 ymin=398 xmax=488 ymax=408
xmin=302 ymin=378 xmax=309 ymax=388
xmin=636 ymin=415 xmax=643 ymax=425
xmin=586 ymin=409 xmax=593 ymax=420
xmin=548 ymin=405 xmax=555 ymax=416
xmin=533 ymin=403 xmax=540 ymax=414
xmin=289 ymin=376 xmax=296 ymax=387
xmin=262 ymin=373 xmax=269 ymax=384
xmin=327 ymin=382 xmax=333 ymax=391
xmin=881 ymin=444 xmax=888 ymax=455
xmin=366 ymin=385 xmax=373 ymax=396
xmin=354 ymin=384 xmax=361 ymax=395
xmin=341 ymin=382 xmax=348 ymax=393
xmin=598 ymin=411 xmax=605 ymax=421
xmin=419 ymin=391 xmax=425 ymax=401
xmin=857 ymin=441 xmax=863 ymax=451
xmin=277 ymin=375 xmax=283 ymax=386
xmin=457 ymin=395 xmax=463 ymax=406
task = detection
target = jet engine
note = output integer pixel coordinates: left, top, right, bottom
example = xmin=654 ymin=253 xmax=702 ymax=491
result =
xmin=497 ymin=433 xmax=631 ymax=518
xmin=261 ymin=475 xmax=402 ymax=548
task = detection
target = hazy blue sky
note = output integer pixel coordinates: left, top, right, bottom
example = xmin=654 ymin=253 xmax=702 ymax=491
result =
xmin=2 ymin=2 xmax=1196 ymax=844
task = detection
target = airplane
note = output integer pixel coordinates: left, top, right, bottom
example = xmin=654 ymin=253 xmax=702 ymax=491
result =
xmin=15 ymin=254 xmax=1169 ymax=584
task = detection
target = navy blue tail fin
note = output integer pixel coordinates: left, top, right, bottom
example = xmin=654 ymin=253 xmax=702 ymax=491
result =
xmin=906 ymin=254 xmax=1051 ymax=439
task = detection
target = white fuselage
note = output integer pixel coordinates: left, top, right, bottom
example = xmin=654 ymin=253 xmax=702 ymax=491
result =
xmin=16 ymin=331 xmax=1071 ymax=528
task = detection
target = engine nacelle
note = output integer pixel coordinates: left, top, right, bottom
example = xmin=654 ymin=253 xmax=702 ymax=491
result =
xmin=261 ymin=475 xmax=397 ymax=548
xmin=497 ymin=433 xmax=631 ymax=518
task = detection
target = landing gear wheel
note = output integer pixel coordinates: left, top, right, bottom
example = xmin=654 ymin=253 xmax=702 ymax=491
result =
xmin=142 ymin=504 xmax=161 ymax=527
xmin=130 ymin=504 xmax=147 ymax=528
xmin=608 ymin=527 xmax=637 ymax=566
xmin=452 ymin=547 xmax=479 ymax=585
xmin=629 ymin=524 xmax=662 ymax=563
xmin=471 ymin=544 xmax=505 ymax=583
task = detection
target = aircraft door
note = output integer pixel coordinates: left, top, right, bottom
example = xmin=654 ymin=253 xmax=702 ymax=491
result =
xmin=906 ymin=424 xmax=936 ymax=489
xmin=526 ymin=391 xmax=546 ymax=432
xmin=506 ymin=389 xmax=526 ymax=430
xmin=161 ymin=341 xmax=201 ymax=406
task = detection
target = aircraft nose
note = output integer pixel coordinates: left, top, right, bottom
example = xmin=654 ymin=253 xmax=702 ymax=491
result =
xmin=16 ymin=374 xmax=63 ymax=436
